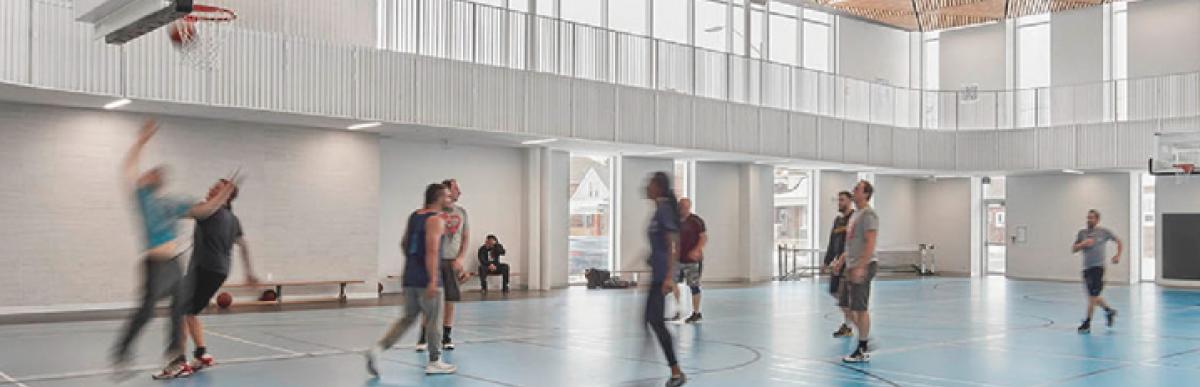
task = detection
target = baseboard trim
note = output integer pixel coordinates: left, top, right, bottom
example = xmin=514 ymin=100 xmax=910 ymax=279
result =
xmin=0 ymin=292 xmax=379 ymax=316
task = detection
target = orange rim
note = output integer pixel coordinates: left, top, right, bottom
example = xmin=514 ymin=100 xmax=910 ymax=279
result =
xmin=183 ymin=4 xmax=236 ymax=22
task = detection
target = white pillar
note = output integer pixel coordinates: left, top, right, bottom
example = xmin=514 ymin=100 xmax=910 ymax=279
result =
xmin=525 ymin=148 xmax=543 ymax=290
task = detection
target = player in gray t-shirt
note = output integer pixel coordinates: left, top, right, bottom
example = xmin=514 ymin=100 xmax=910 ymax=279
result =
xmin=832 ymin=180 xmax=879 ymax=364
xmin=418 ymin=179 xmax=471 ymax=351
xmin=1071 ymin=209 xmax=1123 ymax=333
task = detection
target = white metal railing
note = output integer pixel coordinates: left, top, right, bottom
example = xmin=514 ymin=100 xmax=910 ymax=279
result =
xmin=378 ymin=0 xmax=1200 ymax=131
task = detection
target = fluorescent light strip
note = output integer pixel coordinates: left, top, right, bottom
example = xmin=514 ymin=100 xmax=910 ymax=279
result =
xmin=522 ymin=138 xmax=557 ymax=145
xmin=347 ymin=122 xmax=382 ymax=130
xmin=103 ymin=98 xmax=131 ymax=110
xmin=1062 ymin=169 xmax=1084 ymax=175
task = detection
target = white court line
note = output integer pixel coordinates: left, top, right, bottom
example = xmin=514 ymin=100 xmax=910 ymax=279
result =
xmin=0 ymin=370 xmax=29 ymax=387
xmin=206 ymin=330 xmax=303 ymax=355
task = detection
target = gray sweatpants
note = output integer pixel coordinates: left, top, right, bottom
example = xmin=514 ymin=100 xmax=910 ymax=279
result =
xmin=115 ymin=257 xmax=189 ymax=360
xmin=377 ymin=287 xmax=444 ymax=362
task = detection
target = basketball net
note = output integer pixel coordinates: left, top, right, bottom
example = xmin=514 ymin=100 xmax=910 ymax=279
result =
xmin=171 ymin=5 xmax=236 ymax=71
xmin=1173 ymin=163 xmax=1195 ymax=185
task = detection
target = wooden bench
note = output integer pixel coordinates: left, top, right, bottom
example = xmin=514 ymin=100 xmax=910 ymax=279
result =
xmin=384 ymin=272 xmax=523 ymax=292
xmin=223 ymin=280 xmax=365 ymax=305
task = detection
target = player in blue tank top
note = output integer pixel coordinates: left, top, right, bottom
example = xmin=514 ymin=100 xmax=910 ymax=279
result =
xmin=366 ymin=183 xmax=458 ymax=376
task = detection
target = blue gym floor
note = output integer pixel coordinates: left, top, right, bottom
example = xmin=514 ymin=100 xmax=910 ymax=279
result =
xmin=1 ymin=277 xmax=1198 ymax=387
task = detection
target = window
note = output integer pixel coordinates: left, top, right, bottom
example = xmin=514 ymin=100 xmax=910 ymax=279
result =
xmin=923 ymin=35 xmax=940 ymax=128
xmin=568 ymin=155 xmax=614 ymax=283
xmin=774 ymin=168 xmax=814 ymax=278
xmin=695 ymin=0 xmax=727 ymax=51
xmin=1015 ymin=16 xmax=1050 ymax=127
xmin=769 ymin=12 xmax=798 ymax=65
xmin=1141 ymin=174 xmax=1156 ymax=281
xmin=654 ymin=0 xmax=687 ymax=43
xmin=561 ymin=0 xmax=603 ymax=26
xmin=608 ymin=0 xmax=647 ymax=35
xmin=1114 ymin=4 xmax=1128 ymax=120
xmin=802 ymin=19 xmax=830 ymax=71
xmin=673 ymin=160 xmax=691 ymax=199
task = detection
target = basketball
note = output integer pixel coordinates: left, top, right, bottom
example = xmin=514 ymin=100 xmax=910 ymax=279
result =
xmin=216 ymin=292 xmax=233 ymax=308
xmin=168 ymin=20 xmax=195 ymax=47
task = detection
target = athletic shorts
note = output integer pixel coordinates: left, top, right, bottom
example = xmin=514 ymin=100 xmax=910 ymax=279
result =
xmin=185 ymin=267 xmax=228 ymax=315
xmin=844 ymin=262 xmax=878 ymax=312
xmin=439 ymin=261 xmax=462 ymax=302
xmin=1083 ymin=267 xmax=1105 ymax=297
xmin=675 ymin=262 xmax=703 ymax=287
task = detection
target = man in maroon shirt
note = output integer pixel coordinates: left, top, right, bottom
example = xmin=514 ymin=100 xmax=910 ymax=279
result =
xmin=670 ymin=198 xmax=708 ymax=324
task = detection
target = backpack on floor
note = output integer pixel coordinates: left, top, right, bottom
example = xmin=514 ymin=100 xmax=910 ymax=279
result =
xmin=585 ymin=268 xmax=611 ymax=289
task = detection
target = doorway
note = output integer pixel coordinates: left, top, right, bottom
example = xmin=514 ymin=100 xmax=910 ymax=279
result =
xmin=982 ymin=177 xmax=1007 ymax=275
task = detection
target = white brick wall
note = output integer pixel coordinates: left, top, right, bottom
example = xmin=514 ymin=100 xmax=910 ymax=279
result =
xmin=0 ymin=103 xmax=379 ymax=309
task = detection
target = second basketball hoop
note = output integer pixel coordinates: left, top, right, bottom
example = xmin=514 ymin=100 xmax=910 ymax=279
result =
xmin=168 ymin=4 xmax=236 ymax=70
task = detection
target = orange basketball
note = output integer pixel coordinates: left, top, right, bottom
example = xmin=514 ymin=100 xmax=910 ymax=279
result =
xmin=168 ymin=20 xmax=196 ymax=47
xmin=216 ymin=292 xmax=233 ymax=308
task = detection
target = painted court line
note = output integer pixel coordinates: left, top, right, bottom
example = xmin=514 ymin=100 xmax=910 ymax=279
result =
xmin=207 ymin=329 xmax=304 ymax=355
xmin=0 ymin=370 xmax=29 ymax=387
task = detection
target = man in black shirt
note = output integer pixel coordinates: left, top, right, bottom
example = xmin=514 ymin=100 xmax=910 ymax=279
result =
xmin=825 ymin=191 xmax=855 ymax=338
xmin=183 ymin=179 xmax=259 ymax=371
xmin=477 ymin=235 xmax=510 ymax=292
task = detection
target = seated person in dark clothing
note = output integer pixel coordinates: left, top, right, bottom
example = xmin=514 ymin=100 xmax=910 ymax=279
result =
xmin=477 ymin=235 xmax=510 ymax=292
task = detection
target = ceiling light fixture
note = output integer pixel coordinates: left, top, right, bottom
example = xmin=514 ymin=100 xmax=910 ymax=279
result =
xmin=522 ymin=138 xmax=558 ymax=145
xmin=1062 ymin=169 xmax=1084 ymax=175
xmin=347 ymin=122 xmax=382 ymax=130
xmin=103 ymin=98 xmax=132 ymax=110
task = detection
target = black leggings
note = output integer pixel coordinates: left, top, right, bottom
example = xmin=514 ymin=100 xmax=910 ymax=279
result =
xmin=645 ymin=282 xmax=678 ymax=367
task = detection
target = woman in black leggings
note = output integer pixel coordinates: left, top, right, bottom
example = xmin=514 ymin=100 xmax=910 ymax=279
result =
xmin=644 ymin=172 xmax=686 ymax=387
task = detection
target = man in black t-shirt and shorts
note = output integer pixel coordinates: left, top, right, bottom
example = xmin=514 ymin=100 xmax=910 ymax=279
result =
xmin=183 ymin=179 xmax=259 ymax=371
xmin=825 ymin=191 xmax=855 ymax=338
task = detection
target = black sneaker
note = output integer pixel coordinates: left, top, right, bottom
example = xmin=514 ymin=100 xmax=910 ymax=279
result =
xmin=842 ymin=347 xmax=870 ymax=363
xmin=832 ymin=324 xmax=853 ymax=338
xmin=1105 ymin=309 xmax=1118 ymax=328
xmin=666 ymin=373 xmax=687 ymax=387
xmin=667 ymin=313 xmax=682 ymax=322
xmin=443 ymin=338 xmax=455 ymax=350
xmin=1078 ymin=320 xmax=1091 ymax=334
xmin=684 ymin=312 xmax=703 ymax=324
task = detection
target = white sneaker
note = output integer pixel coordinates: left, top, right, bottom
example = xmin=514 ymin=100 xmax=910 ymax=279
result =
xmin=364 ymin=347 xmax=381 ymax=377
xmin=425 ymin=360 xmax=457 ymax=374
xmin=415 ymin=343 xmax=428 ymax=352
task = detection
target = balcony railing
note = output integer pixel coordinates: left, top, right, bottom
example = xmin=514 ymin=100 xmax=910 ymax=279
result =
xmin=378 ymin=0 xmax=1200 ymax=131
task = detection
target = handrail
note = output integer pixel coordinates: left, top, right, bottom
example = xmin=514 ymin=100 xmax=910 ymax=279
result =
xmin=427 ymin=0 xmax=1193 ymax=94
xmin=374 ymin=0 xmax=1200 ymax=130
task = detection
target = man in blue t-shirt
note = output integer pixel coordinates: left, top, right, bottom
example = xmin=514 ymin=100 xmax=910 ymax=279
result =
xmin=112 ymin=119 xmax=237 ymax=380
xmin=1072 ymin=209 xmax=1123 ymax=334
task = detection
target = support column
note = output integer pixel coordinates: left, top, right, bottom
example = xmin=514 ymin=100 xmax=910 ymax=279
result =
xmin=525 ymin=148 xmax=543 ymax=290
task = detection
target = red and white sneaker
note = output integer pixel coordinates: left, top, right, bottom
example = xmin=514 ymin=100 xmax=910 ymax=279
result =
xmin=190 ymin=353 xmax=215 ymax=371
xmin=151 ymin=361 xmax=193 ymax=380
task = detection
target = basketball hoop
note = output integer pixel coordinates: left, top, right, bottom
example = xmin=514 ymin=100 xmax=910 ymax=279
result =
xmin=168 ymin=5 xmax=236 ymax=70
xmin=1172 ymin=163 xmax=1196 ymax=185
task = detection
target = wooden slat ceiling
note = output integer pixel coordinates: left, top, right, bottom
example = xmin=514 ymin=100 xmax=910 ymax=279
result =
xmin=805 ymin=0 xmax=1114 ymax=31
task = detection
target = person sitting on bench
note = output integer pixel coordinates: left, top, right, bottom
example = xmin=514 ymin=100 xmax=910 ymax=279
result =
xmin=477 ymin=235 xmax=510 ymax=292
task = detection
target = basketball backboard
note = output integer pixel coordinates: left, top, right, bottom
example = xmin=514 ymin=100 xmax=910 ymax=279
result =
xmin=1151 ymin=130 xmax=1200 ymax=176
xmin=75 ymin=0 xmax=193 ymax=44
